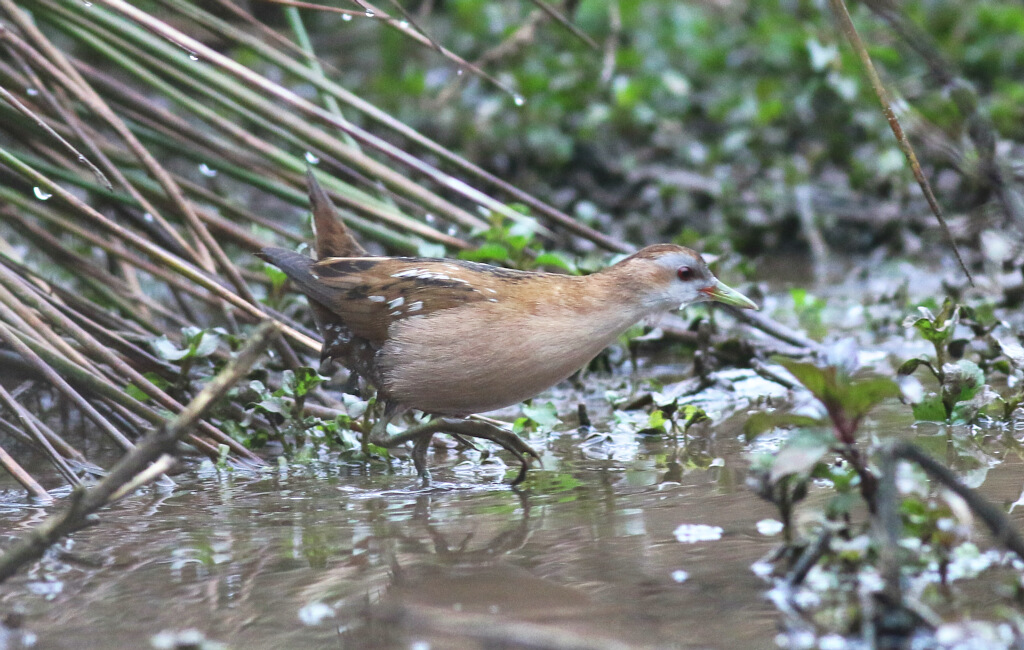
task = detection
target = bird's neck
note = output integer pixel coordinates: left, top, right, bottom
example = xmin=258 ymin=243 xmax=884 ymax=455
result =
xmin=582 ymin=261 xmax=668 ymax=318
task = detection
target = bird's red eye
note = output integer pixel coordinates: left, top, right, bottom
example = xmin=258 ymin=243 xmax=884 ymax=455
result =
xmin=677 ymin=266 xmax=695 ymax=281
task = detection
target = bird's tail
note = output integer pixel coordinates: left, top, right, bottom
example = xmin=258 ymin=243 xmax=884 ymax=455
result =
xmin=256 ymin=247 xmax=338 ymax=310
xmin=307 ymin=167 xmax=366 ymax=259
xmin=255 ymin=246 xmax=313 ymax=280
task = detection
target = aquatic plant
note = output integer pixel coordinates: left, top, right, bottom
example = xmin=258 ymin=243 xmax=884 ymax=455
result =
xmin=747 ymin=340 xmax=899 ymax=518
xmin=900 ymin=299 xmax=1022 ymax=422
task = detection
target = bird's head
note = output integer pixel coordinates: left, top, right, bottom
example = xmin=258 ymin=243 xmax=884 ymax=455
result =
xmin=610 ymin=244 xmax=758 ymax=313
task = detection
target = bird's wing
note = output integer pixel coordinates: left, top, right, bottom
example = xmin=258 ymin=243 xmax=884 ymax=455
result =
xmin=286 ymin=256 xmax=535 ymax=343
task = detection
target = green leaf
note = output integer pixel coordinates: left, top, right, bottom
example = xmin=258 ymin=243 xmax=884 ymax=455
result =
xmin=262 ymin=263 xmax=288 ymax=292
xmin=647 ymin=409 xmax=668 ymax=431
xmin=825 ymin=492 xmax=859 ymax=518
xmin=458 ymin=242 xmax=509 ymax=262
xmin=276 ymin=370 xmax=296 ymax=398
xmin=744 ymin=412 xmax=823 ymax=441
xmin=248 ymin=380 xmax=268 ymax=396
xmin=151 ymin=336 xmax=190 ymax=361
xmin=912 ymin=393 xmax=947 ymax=422
xmin=124 ymin=372 xmax=171 ymax=402
xmin=144 ymin=372 xmax=171 ymax=390
xmin=253 ymin=395 xmax=289 ymax=416
xmin=191 ymin=330 xmax=221 ymax=358
xmin=522 ymin=401 xmax=561 ymax=429
xmin=125 ymin=383 xmax=150 ymax=402
xmin=995 ymin=334 xmax=1024 ymax=369
xmin=532 ymin=252 xmax=577 ymax=274
xmin=769 ymin=429 xmax=834 ymax=482
xmin=951 ymin=385 xmax=1001 ymax=425
xmin=942 ymin=360 xmax=985 ymax=405
xmin=841 ymin=377 xmax=901 ymax=420
xmin=679 ymin=405 xmax=710 ymax=430
xmin=898 ymin=358 xmax=930 ymax=376
xmin=289 ymin=367 xmax=326 ymax=398
xmin=903 ymin=300 xmax=959 ymax=345
xmin=777 ymin=358 xmax=832 ymax=401
xmin=365 ymin=443 xmax=390 ymax=459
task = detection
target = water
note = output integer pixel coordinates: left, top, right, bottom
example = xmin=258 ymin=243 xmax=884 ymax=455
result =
xmin=0 ymin=400 xmax=783 ymax=649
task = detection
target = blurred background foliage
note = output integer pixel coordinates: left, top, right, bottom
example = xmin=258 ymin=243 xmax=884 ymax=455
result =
xmin=296 ymin=0 xmax=1024 ymax=254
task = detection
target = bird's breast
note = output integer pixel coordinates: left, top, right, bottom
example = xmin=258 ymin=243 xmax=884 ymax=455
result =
xmin=377 ymin=296 xmax=644 ymax=415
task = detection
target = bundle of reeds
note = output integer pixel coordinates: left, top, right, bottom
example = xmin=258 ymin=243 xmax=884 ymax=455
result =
xmin=0 ymin=0 xmax=626 ymax=497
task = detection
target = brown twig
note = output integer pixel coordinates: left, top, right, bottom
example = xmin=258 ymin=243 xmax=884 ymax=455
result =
xmin=0 ymin=145 xmax=319 ymax=352
xmin=0 ymin=443 xmax=51 ymax=503
xmin=828 ymin=0 xmax=973 ymax=285
xmin=0 ymin=383 xmax=80 ymax=487
xmin=149 ymin=0 xmax=633 ymax=252
xmin=526 ymin=0 xmax=599 ymax=50
xmin=600 ymin=0 xmax=621 ymax=85
xmin=0 ymin=322 xmax=276 ymax=584
xmin=722 ymin=305 xmax=822 ymax=352
xmin=885 ymin=441 xmax=1024 ymax=561
xmin=861 ymin=0 xmax=1024 ymax=229
xmin=0 ymin=81 xmax=109 ymax=189
xmin=0 ymin=11 xmax=209 ymax=268
xmin=0 ymin=319 xmax=134 ymax=451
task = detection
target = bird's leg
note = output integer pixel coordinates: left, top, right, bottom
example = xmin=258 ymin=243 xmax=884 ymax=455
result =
xmin=382 ymin=418 xmax=542 ymax=485
xmin=411 ymin=434 xmax=432 ymax=486
xmin=364 ymin=402 xmax=400 ymax=455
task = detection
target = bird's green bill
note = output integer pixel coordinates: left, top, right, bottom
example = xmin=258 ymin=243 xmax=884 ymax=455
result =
xmin=700 ymin=280 xmax=759 ymax=310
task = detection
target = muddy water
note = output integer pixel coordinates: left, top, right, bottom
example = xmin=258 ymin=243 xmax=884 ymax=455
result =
xmin=0 ymin=380 xmax=793 ymax=650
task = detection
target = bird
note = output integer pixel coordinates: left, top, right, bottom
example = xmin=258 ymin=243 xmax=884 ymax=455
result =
xmin=258 ymin=172 xmax=758 ymax=484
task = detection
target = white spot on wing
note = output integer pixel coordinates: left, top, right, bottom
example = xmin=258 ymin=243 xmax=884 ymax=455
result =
xmin=392 ymin=268 xmax=425 ymax=278
xmin=388 ymin=297 xmax=404 ymax=309
xmin=391 ymin=267 xmax=471 ymax=284
xmin=407 ymin=301 xmax=423 ymax=312
xmin=368 ymin=295 xmax=386 ymax=302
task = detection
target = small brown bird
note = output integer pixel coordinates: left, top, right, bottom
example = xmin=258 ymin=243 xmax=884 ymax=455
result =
xmin=259 ymin=173 xmax=757 ymax=483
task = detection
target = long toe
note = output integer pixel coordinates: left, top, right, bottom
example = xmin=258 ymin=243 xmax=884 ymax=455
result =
xmin=384 ymin=417 xmax=539 ymax=485
xmin=510 ymin=460 xmax=530 ymax=486
xmin=481 ymin=426 xmax=542 ymax=465
xmin=411 ymin=434 xmax=433 ymax=485
xmin=445 ymin=420 xmax=540 ymax=483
